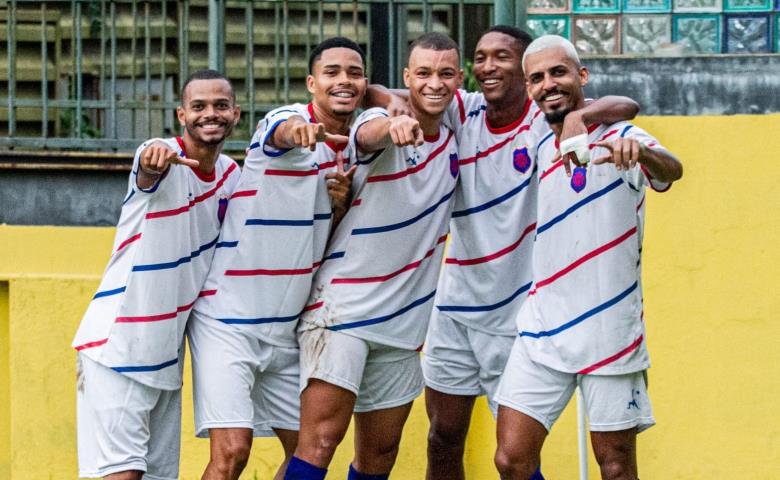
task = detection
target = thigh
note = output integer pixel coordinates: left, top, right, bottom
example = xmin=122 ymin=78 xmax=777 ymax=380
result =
xmin=469 ymin=328 xmax=515 ymax=415
xmin=258 ymin=343 xmax=301 ymax=433
xmin=146 ymin=388 xmax=182 ymax=480
xmin=355 ymin=345 xmax=424 ymax=413
xmin=494 ymin=337 xmax=577 ymax=432
xmin=187 ymin=311 xmax=261 ymax=437
xmin=580 ymin=371 xmax=655 ymax=434
xmin=298 ymin=326 xmax=369 ymax=396
xmin=77 ymin=354 xmax=158 ymax=478
xmin=422 ymin=312 xmax=482 ymax=397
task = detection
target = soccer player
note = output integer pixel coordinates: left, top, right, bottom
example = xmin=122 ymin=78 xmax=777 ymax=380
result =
xmin=493 ymin=35 xmax=682 ymax=480
xmin=71 ymin=69 xmax=241 ymax=480
xmin=187 ymin=38 xmax=368 ymax=480
xmin=425 ymin=26 xmax=640 ymax=480
xmin=284 ymin=32 xmax=462 ymax=480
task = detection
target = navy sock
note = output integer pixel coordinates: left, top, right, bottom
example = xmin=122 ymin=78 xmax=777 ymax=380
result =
xmin=529 ymin=465 xmax=545 ymax=480
xmin=347 ymin=464 xmax=389 ymax=480
xmin=284 ymin=456 xmax=327 ymax=480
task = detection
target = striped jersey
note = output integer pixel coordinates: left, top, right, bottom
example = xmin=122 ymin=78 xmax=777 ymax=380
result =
xmin=301 ymin=107 xmax=459 ymax=350
xmin=517 ymin=122 xmax=672 ymax=374
xmin=72 ymin=137 xmax=240 ymax=390
xmin=194 ymin=103 xmax=350 ymax=348
xmin=435 ymin=90 xmax=546 ymax=335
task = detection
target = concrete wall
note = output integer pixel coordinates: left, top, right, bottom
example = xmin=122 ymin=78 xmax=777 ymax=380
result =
xmin=1 ymin=113 xmax=779 ymax=478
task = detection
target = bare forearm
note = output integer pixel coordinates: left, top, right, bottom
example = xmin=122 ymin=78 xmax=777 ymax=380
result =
xmin=356 ymin=118 xmax=392 ymax=153
xmin=581 ymin=96 xmax=640 ymax=125
xmin=639 ymin=146 xmax=683 ymax=183
xmin=269 ymin=116 xmax=306 ymax=149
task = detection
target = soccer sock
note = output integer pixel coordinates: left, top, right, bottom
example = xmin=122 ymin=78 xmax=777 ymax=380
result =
xmin=347 ymin=464 xmax=389 ymax=480
xmin=529 ymin=465 xmax=545 ymax=480
xmin=284 ymin=456 xmax=327 ymax=480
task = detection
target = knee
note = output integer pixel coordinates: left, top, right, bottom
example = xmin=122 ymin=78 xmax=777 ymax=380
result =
xmin=494 ymin=447 xmax=537 ymax=480
xmin=215 ymin=438 xmax=251 ymax=470
xmin=309 ymin=429 xmax=344 ymax=461
xmin=428 ymin=419 xmax=468 ymax=451
xmin=597 ymin=458 xmax=634 ymax=480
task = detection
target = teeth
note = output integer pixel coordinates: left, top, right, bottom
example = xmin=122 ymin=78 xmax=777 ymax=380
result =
xmin=484 ymin=79 xmax=499 ymax=85
xmin=424 ymin=94 xmax=444 ymax=99
xmin=545 ymin=93 xmax=563 ymax=101
xmin=332 ymin=92 xmax=354 ymax=98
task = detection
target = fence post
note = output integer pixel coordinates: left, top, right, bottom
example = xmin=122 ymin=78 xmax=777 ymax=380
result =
xmin=493 ymin=0 xmax=514 ymax=26
xmin=208 ymin=0 xmax=225 ymax=72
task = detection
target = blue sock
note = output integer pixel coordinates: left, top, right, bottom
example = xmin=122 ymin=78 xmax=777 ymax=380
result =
xmin=284 ymin=456 xmax=327 ymax=480
xmin=529 ymin=465 xmax=545 ymax=480
xmin=347 ymin=464 xmax=389 ymax=480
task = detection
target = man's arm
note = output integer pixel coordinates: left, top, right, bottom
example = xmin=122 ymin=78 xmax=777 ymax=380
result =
xmin=136 ymin=142 xmax=199 ymax=190
xmin=594 ymin=138 xmax=683 ymax=183
xmin=268 ymin=115 xmax=348 ymax=151
xmin=364 ymin=84 xmax=410 ymax=117
xmin=356 ymin=114 xmax=423 ymax=154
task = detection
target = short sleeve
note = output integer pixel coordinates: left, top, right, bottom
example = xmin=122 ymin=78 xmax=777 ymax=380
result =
xmin=618 ymin=124 xmax=672 ymax=193
xmin=130 ymin=137 xmax=178 ymax=195
xmin=250 ymin=105 xmax=308 ymax=158
xmin=349 ymin=107 xmax=390 ymax=165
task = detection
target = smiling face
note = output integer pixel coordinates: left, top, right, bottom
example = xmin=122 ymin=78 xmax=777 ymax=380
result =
xmin=307 ymin=47 xmax=367 ymax=118
xmin=473 ymin=31 xmax=526 ymax=106
xmin=524 ymin=46 xmax=589 ymax=124
xmin=403 ymin=46 xmax=462 ymax=117
xmin=177 ymin=78 xmax=240 ymax=146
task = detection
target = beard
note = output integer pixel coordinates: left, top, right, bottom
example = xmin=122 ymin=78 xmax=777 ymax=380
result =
xmin=545 ymin=107 xmax=572 ymax=125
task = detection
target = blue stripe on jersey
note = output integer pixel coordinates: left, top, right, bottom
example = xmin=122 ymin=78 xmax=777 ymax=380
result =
xmin=519 ymin=281 xmax=638 ymax=339
xmin=536 ymin=179 xmax=623 ymax=236
xmin=356 ymin=149 xmax=384 ymax=166
xmin=452 ymin=167 xmax=536 ymax=218
xmin=111 ymin=357 xmax=178 ymax=373
xmin=93 ymin=286 xmax=126 ymax=300
xmin=248 ymin=141 xmax=261 ymax=150
xmin=216 ymin=240 xmax=238 ymax=248
xmin=351 ymin=187 xmax=455 ymax=235
xmin=132 ymin=168 xmax=165 ymax=194
xmin=218 ymin=312 xmax=300 ymax=325
xmin=246 ymin=218 xmax=314 ymax=227
xmin=437 ymin=281 xmax=532 ymax=312
xmin=620 ymin=125 xmax=634 ymax=137
xmin=314 ymin=212 xmax=333 ymax=220
xmin=537 ymin=131 xmax=555 ymax=152
xmin=327 ymin=289 xmax=437 ymax=331
xmin=122 ymin=190 xmax=135 ymax=205
xmin=132 ymin=235 xmax=219 ymax=272
xmin=323 ymin=250 xmax=346 ymax=261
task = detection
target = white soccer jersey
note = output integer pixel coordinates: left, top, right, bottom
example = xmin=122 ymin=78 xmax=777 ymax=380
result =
xmin=194 ymin=103 xmax=349 ymax=348
xmin=434 ymin=90 xmax=546 ymax=335
xmin=302 ymin=107 xmax=459 ymax=350
xmin=72 ymin=137 xmax=240 ymax=390
xmin=517 ymin=122 xmax=672 ymax=375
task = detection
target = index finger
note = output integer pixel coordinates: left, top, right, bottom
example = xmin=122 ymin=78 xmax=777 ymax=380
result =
xmin=171 ymin=156 xmax=200 ymax=168
xmin=324 ymin=132 xmax=349 ymax=145
xmin=334 ymin=151 xmax=345 ymax=174
xmin=594 ymin=141 xmax=615 ymax=152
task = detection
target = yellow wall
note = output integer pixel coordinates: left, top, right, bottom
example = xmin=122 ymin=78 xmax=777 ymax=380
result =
xmin=1 ymin=114 xmax=778 ymax=479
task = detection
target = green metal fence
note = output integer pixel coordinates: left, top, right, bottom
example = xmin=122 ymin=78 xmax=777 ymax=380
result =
xmin=1 ymin=0 xmax=494 ymax=152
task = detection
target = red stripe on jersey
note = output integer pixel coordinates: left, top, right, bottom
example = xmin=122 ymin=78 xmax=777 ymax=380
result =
xmin=458 ymin=124 xmax=532 ymax=167
xmin=455 ymin=90 xmax=466 ymax=124
xmin=331 ymin=234 xmax=448 ymax=284
xmin=446 ymin=222 xmax=535 ymax=266
xmin=351 ymin=198 xmax=362 ymax=207
xmin=146 ymin=162 xmax=238 ymax=219
xmin=265 ymin=160 xmax=337 ymax=177
xmin=225 ymin=266 xmax=314 ymax=276
xmin=230 ymin=189 xmax=257 ymax=199
xmin=540 ymin=159 xmax=564 ymax=181
xmin=636 ymin=194 xmax=645 ymax=212
xmin=530 ymin=227 xmax=638 ymax=294
xmin=115 ymin=297 xmax=199 ymax=323
xmin=367 ymin=131 xmax=454 ymax=183
xmin=74 ymin=338 xmax=108 ymax=351
xmin=578 ymin=334 xmax=644 ymax=374
xmin=115 ymin=233 xmax=142 ymax=254
xmin=303 ymin=301 xmax=324 ymax=312
xmin=199 ymin=289 xmax=217 ymax=297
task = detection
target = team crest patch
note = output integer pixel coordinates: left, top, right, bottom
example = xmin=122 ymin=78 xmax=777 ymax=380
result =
xmin=570 ymin=166 xmax=587 ymax=193
xmin=449 ymin=152 xmax=459 ymax=178
xmin=217 ymin=196 xmax=229 ymax=224
xmin=512 ymin=147 xmax=531 ymax=174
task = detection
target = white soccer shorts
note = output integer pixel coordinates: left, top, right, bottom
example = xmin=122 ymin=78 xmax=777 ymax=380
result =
xmin=77 ymin=354 xmax=181 ymax=480
xmin=495 ymin=336 xmax=655 ymax=433
xmin=298 ymin=325 xmax=424 ymax=413
xmin=187 ymin=310 xmax=300 ymax=437
xmin=422 ymin=310 xmax=515 ymax=416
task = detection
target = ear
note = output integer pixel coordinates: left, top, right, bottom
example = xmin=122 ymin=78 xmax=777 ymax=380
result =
xmin=579 ymin=66 xmax=589 ymax=88
xmin=403 ymin=67 xmax=411 ymax=88
xmin=306 ymin=75 xmax=316 ymax=95
xmin=232 ymin=104 xmax=241 ymax=125
xmin=176 ymin=106 xmax=186 ymax=126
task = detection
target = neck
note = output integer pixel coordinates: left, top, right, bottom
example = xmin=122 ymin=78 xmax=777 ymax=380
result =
xmin=409 ymin=102 xmax=441 ymax=137
xmin=311 ymin=102 xmax=353 ymax=136
xmin=550 ymin=99 xmax=587 ymax=140
xmin=485 ymin=90 xmax=528 ymax=129
xmin=182 ymin=134 xmax=221 ymax=173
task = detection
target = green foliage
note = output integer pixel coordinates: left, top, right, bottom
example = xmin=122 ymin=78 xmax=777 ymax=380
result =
xmin=463 ymin=60 xmax=480 ymax=93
